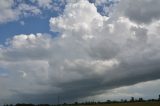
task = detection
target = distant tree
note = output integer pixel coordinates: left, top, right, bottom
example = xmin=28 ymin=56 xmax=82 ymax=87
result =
xmin=74 ymin=102 xmax=78 ymax=105
xmin=15 ymin=103 xmax=35 ymax=106
xmin=138 ymin=98 xmax=144 ymax=102
xmin=106 ymin=100 xmax=111 ymax=104
xmin=130 ymin=97 xmax=135 ymax=102
xmin=124 ymin=99 xmax=127 ymax=103
xmin=159 ymin=94 xmax=160 ymax=101
xmin=63 ymin=102 xmax=67 ymax=105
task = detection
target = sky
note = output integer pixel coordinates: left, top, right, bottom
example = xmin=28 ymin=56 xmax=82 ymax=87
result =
xmin=0 ymin=0 xmax=160 ymax=104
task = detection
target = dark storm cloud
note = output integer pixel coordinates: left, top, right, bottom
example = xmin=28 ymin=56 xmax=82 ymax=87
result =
xmin=1 ymin=0 xmax=160 ymax=104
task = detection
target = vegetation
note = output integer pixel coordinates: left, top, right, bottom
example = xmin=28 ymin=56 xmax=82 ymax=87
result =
xmin=3 ymin=95 xmax=160 ymax=106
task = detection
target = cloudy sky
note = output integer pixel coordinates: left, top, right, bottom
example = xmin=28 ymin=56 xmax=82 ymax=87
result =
xmin=0 ymin=0 xmax=160 ymax=104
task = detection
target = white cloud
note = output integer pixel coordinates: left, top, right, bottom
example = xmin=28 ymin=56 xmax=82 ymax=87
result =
xmin=18 ymin=3 xmax=42 ymax=16
xmin=0 ymin=0 xmax=62 ymax=24
xmin=0 ymin=0 xmax=42 ymax=24
xmin=1 ymin=0 xmax=160 ymax=104
xmin=30 ymin=0 xmax=54 ymax=9
xmin=50 ymin=0 xmax=107 ymax=39
xmin=36 ymin=0 xmax=53 ymax=9
xmin=0 ymin=0 xmax=20 ymax=23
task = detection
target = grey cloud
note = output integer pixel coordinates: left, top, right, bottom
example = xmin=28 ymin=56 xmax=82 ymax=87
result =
xmin=88 ymin=39 xmax=120 ymax=60
xmin=118 ymin=0 xmax=160 ymax=24
xmin=1 ymin=0 xmax=160 ymax=104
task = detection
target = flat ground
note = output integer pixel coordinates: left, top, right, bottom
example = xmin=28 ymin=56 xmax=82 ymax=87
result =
xmin=78 ymin=102 xmax=160 ymax=106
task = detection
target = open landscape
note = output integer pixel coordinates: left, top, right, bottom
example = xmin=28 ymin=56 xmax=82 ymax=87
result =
xmin=78 ymin=102 xmax=160 ymax=106
xmin=4 ymin=101 xmax=160 ymax=106
xmin=4 ymin=97 xmax=160 ymax=106
xmin=1 ymin=0 xmax=160 ymax=105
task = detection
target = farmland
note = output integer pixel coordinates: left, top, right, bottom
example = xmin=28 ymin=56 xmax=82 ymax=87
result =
xmin=77 ymin=102 xmax=160 ymax=106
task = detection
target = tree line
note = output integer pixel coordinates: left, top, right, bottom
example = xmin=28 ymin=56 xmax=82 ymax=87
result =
xmin=3 ymin=94 xmax=160 ymax=106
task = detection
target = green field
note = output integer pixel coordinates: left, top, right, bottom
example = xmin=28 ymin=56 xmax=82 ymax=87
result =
xmin=78 ymin=102 xmax=160 ymax=106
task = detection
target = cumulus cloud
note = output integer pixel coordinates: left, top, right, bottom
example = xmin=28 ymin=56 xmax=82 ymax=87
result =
xmin=0 ymin=0 xmax=42 ymax=24
xmin=0 ymin=0 xmax=19 ymax=23
xmin=49 ymin=0 xmax=106 ymax=37
xmin=34 ymin=0 xmax=53 ymax=9
xmin=0 ymin=0 xmax=63 ymax=24
xmin=117 ymin=0 xmax=160 ymax=24
xmin=0 ymin=0 xmax=160 ymax=104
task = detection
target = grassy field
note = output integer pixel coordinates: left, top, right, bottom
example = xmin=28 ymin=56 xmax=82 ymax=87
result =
xmin=78 ymin=102 xmax=160 ymax=106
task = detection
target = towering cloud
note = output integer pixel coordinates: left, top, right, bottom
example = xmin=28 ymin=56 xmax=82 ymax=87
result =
xmin=0 ymin=0 xmax=160 ymax=104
